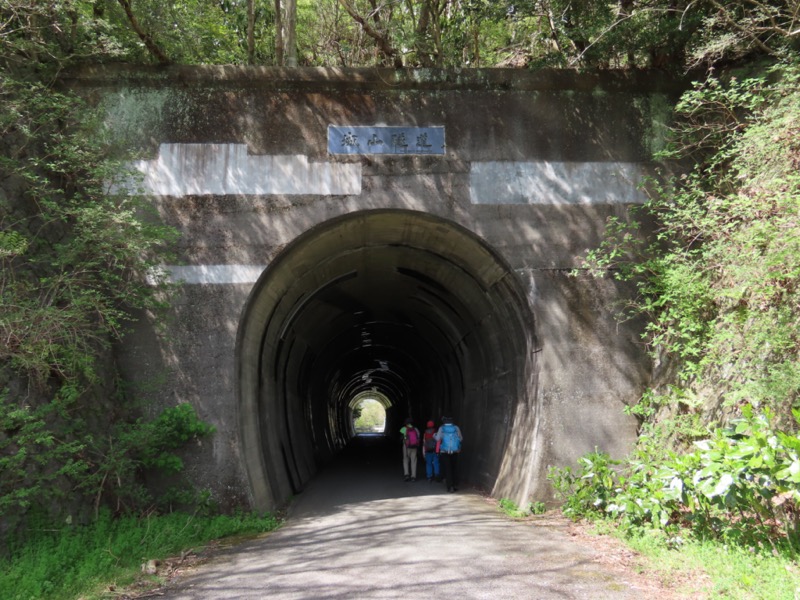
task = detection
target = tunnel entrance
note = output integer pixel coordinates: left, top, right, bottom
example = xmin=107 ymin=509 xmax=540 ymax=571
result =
xmin=237 ymin=209 xmax=539 ymax=510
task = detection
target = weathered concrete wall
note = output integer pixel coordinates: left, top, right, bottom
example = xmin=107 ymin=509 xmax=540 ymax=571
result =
xmin=63 ymin=66 xmax=681 ymax=511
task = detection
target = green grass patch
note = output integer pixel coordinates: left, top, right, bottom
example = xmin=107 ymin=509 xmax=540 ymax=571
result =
xmin=613 ymin=525 xmax=800 ymax=599
xmin=0 ymin=510 xmax=281 ymax=600
xmin=498 ymin=498 xmax=547 ymax=518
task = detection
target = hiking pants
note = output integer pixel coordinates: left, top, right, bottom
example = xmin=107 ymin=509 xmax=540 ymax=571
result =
xmin=424 ymin=451 xmax=440 ymax=479
xmin=402 ymin=446 xmax=418 ymax=478
xmin=440 ymin=452 xmax=459 ymax=490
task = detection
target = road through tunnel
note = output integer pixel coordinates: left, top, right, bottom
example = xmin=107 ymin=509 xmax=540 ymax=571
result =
xmin=237 ymin=210 xmax=539 ymax=511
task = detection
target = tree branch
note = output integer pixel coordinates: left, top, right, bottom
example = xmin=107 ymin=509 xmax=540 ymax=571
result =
xmin=337 ymin=0 xmax=403 ymax=67
xmin=115 ymin=0 xmax=170 ymax=65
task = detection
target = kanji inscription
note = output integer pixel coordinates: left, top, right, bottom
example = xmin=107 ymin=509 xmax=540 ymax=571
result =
xmin=328 ymin=126 xmax=445 ymax=155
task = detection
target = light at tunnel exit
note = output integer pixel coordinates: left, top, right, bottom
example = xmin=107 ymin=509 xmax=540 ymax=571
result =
xmin=352 ymin=398 xmax=387 ymax=434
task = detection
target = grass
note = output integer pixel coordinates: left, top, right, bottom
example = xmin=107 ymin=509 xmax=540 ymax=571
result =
xmin=498 ymin=498 xmax=547 ymax=518
xmin=602 ymin=523 xmax=800 ymax=599
xmin=0 ymin=510 xmax=281 ymax=600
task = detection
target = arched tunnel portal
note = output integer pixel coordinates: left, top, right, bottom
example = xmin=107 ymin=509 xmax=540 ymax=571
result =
xmin=347 ymin=391 xmax=391 ymax=435
xmin=237 ymin=209 xmax=539 ymax=510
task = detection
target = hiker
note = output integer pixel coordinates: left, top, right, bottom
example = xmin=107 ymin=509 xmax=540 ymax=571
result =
xmin=400 ymin=417 xmax=420 ymax=482
xmin=422 ymin=420 xmax=440 ymax=482
xmin=435 ymin=416 xmax=462 ymax=492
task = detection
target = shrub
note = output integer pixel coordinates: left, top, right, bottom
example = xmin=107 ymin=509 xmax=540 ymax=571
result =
xmin=548 ymin=408 xmax=800 ymax=556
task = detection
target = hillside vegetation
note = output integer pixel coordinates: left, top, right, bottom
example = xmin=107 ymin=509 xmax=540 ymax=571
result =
xmin=1 ymin=1 xmax=799 ymax=598
xmin=549 ymin=57 xmax=800 ymax=598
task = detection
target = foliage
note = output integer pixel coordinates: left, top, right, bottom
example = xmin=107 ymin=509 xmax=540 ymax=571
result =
xmin=0 ymin=0 xmax=214 ymax=532
xmin=0 ymin=396 xmax=216 ymax=527
xmin=5 ymin=0 xmax=796 ymax=71
xmin=548 ymin=451 xmax=621 ymax=519
xmin=581 ymin=62 xmax=800 ymax=428
xmin=0 ymin=77 xmax=176 ymax=385
xmin=295 ymin=1 xmax=799 ymax=70
xmin=0 ymin=69 xmax=192 ymax=526
xmin=498 ymin=497 xmax=528 ymax=518
xmin=0 ymin=509 xmax=281 ymax=600
xmin=535 ymin=13 xmax=800 ymax=589
xmin=530 ymin=500 xmax=546 ymax=514
xmin=102 ymin=0 xmax=278 ymax=65
xmin=0 ymin=0 xmax=277 ymax=70
xmin=548 ymin=407 xmax=800 ymax=559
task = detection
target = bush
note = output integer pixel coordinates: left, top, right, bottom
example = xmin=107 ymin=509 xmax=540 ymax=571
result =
xmin=1 ymin=399 xmax=216 ymax=528
xmin=548 ymin=407 xmax=800 ymax=556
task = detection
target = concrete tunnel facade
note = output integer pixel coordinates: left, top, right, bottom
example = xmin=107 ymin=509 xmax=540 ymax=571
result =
xmin=63 ymin=66 xmax=684 ymax=511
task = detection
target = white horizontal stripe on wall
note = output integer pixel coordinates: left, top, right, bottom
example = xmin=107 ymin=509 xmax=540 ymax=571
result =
xmin=147 ymin=265 xmax=266 ymax=285
xmin=112 ymin=144 xmax=362 ymax=196
xmin=469 ymin=161 xmax=647 ymax=205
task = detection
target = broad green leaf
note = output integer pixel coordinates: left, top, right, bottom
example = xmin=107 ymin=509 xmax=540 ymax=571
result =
xmin=710 ymin=473 xmax=734 ymax=498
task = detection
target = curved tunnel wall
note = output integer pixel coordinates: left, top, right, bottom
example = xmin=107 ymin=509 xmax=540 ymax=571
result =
xmin=238 ymin=209 xmax=538 ymax=510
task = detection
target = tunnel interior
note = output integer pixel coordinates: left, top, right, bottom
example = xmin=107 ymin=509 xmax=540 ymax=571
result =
xmin=237 ymin=209 xmax=538 ymax=510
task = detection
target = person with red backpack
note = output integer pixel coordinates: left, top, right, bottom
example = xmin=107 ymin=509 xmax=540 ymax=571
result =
xmin=399 ymin=417 xmax=420 ymax=482
xmin=422 ymin=420 xmax=440 ymax=482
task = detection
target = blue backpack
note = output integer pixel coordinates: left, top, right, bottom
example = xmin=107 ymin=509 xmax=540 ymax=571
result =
xmin=439 ymin=424 xmax=461 ymax=453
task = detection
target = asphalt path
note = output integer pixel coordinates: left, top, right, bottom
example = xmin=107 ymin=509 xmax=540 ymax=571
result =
xmin=161 ymin=435 xmax=650 ymax=599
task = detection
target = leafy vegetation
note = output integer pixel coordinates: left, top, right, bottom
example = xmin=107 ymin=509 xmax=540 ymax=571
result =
xmin=293 ymin=1 xmax=800 ymax=70
xmin=0 ymin=80 xmax=175 ymax=384
xmin=1 ymin=0 xmax=195 ymax=533
xmin=582 ymin=62 xmax=800 ymax=437
xmin=0 ymin=509 xmax=281 ymax=600
xmin=2 ymin=0 xmax=800 ymax=595
xmin=549 ymin=408 xmax=800 ymax=550
xmin=3 ymin=1 xmax=797 ymax=71
xmin=0 ymin=76 xmax=192 ymax=529
xmin=553 ymin=56 xmax=800 ymax=597
xmin=0 ymin=390 xmax=218 ymax=528
xmin=548 ymin=409 xmax=800 ymax=597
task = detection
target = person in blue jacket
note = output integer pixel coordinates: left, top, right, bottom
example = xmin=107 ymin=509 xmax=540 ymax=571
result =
xmin=435 ymin=416 xmax=463 ymax=493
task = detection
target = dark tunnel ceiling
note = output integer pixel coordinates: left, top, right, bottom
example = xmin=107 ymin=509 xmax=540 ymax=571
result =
xmin=278 ymin=243 xmax=493 ymax=415
xmin=253 ymin=209 xmax=530 ymax=430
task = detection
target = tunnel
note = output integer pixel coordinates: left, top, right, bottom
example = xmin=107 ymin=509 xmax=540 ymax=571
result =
xmin=237 ymin=209 xmax=539 ymax=510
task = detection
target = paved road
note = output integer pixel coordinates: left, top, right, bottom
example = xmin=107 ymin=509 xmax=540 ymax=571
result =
xmin=161 ymin=436 xmax=649 ymax=599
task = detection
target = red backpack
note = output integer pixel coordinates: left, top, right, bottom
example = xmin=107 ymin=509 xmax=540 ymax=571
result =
xmin=423 ymin=428 xmax=437 ymax=451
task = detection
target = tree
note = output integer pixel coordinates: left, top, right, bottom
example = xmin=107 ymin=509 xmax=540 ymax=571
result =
xmin=275 ymin=0 xmax=284 ymax=64
xmin=284 ymin=0 xmax=298 ymax=66
xmin=115 ymin=0 xmax=171 ymax=64
xmin=248 ymin=0 xmax=256 ymax=64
